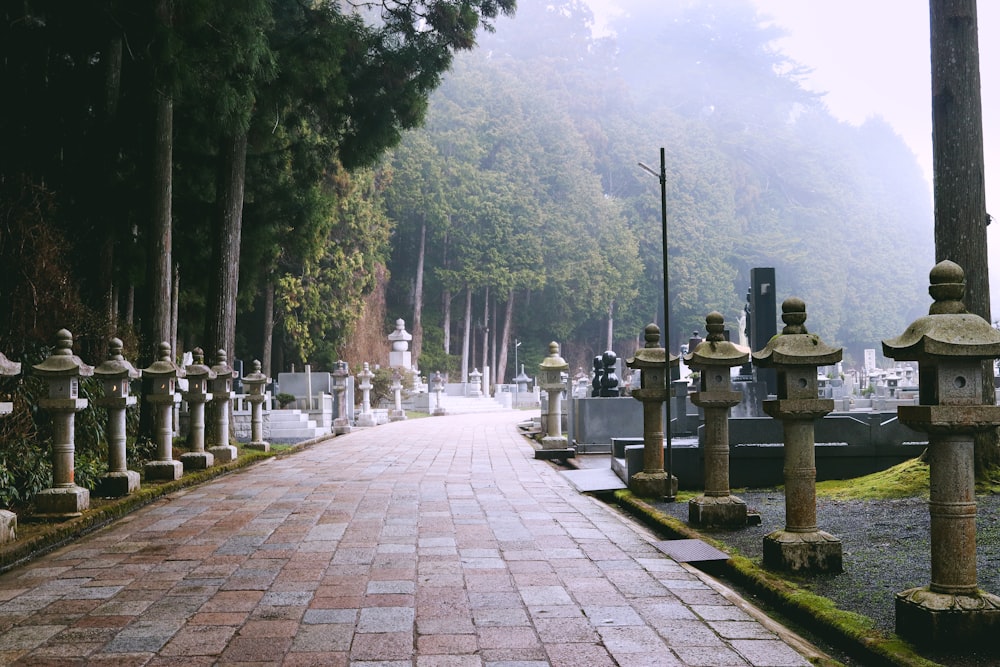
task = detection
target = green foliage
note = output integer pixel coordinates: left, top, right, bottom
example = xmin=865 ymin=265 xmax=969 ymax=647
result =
xmin=275 ymin=393 xmax=296 ymax=409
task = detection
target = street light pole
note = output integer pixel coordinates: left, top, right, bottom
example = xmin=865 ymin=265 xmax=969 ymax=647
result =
xmin=638 ymin=147 xmax=675 ymax=501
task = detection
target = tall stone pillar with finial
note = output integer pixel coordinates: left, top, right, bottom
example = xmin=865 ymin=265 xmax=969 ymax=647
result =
xmin=33 ymin=329 xmax=93 ymax=517
xmin=94 ymin=337 xmax=142 ymax=495
xmin=685 ymin=313 xmax=752 ymax=527
xmin=626 ymin=324 xmax=679 ymax=499
xmin=208 ymin=349 xmax=238 ymax=463
xmin=753 ymin=298 xmax=843 ymax=573
xmin=883 ymin=260 xmax=1000 ymax=645
xmin=142 ymin=341 xmax=185 ymax=481
xmin=180 ymin=348 xmax=215 ymax=470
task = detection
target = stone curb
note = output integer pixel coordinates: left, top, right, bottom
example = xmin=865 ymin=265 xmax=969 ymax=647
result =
xmin=0 ymin=432 xmax=339 ymax=575
xmin=614 ymin=490 xmax=944 ymax=667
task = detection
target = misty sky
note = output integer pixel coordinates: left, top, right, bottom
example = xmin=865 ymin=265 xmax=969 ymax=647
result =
xmin=589 ymin=0 xmax=1000 ymax=316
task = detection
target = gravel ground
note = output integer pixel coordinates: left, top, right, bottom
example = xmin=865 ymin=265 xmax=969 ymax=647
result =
xmin=644 ymin=490 xmax=1000 ymax=667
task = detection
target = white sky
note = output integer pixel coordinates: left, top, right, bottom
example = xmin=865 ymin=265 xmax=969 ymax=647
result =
xmin=589 ymin=0 xmax=1000 ymax=315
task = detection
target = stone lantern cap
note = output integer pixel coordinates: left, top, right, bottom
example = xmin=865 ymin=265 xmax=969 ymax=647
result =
xmin=752 ymin=297 xmax=842 ymax=368
xmin=539 ymin=342 xmax=569 ymax=373
xmin=33 ymin=329 xmax=94 ymax=379
xmin=243 ymin=360 xmax=267 ymax=398
xmin=183 ymin=347 xmax=216 ymax=384
xmin=93 ymin=338 xmax=141 ymax=381
xmin=684 ymin=313 xmax=748 ymax=369
xmin=0 ymin=351 xmax=20 ymax=376
xmin=883 ymin=260 xmax=1000 ymax=362
xmin=626 ymin=323 xmax=680 ymax=371
xmin=210 ymin=349 xmax=235 ymax=379
xmin=388 ymin=319 xmax=412 ymax=345
xmin=143 ymin=341 xmax=185 ymax=379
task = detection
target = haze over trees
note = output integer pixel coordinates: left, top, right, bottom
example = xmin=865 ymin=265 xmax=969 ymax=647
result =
xmin=383 ymin=0 xmax=934 ymax=379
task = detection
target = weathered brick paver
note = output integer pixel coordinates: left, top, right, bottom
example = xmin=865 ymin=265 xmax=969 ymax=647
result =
xmin=0 ymin=411 xmax=818 ymax=666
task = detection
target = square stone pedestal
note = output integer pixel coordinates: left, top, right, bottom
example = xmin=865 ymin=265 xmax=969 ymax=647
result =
xmin=357 ymin=412 xmax=377 ymax=427
xmin=34 ymin=485 xmax=90 ymax=519
xmin=763 ymin=529 xmax=842 ymax=573
xmin=334 ymin=420 xmax=352 ymax=435
xmin=689 ymin=495 xmax=750 ymax=528
xmin=896 ymin=587 xmax=1000 ymax=646
xmin=628 ymin=471 xmax=678 ymax=500
xmin=144 ymin=459 xmax=183 ymax=481
xmin=1 ymin=509 xmax=17 ymax=544
xmin=209 ymin=444 xmax=238 ymax=463
xmin=97 ymin=470 xmax=141 ymax=497
xmin=181 ymin=451 xmax=214 ymax=471
xmin=389 ymin=409 xmax=407 ymax=422
xmin=245 ymin=441 xmax=270 ymax=452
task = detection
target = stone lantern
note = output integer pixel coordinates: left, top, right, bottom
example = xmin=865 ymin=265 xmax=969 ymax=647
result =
xmin=356 ymin=362 xmax=376 ymax=427
xmin=142 ymin=341 xmax=185 ymax=481
xmin=180 ymin=347 xmax=216 ymax=470
xmin=93 ymin=337 xmax=142 ymax=496
xmin=882 ymin=260 xmax=1000 ymax=644
xmin=332 ymin=360 xmax=352 ymax=434
xmin=32 ymin=329 xmax=94 ymax=518
xmin=0 ymin=351 xmax=20 ymax=542
xmin=685 ymin=313 xmax=751 ymax=527
xmin=752 ymin=297 xmax=843 ymax=573
xmin=388 ymin=318 xmax=413 ymax=370
xmin=468 ymin=368 xmax=483 ymax=398
xmin=0 ymin=351 xmax=18 ymax=417
xmin=208 ymin=349 xmax=238 ymax=463
xmin=243 ymin=360 xmax=269 ymax=451
xmin=431 ymin=371 xmax=446 ymax=416
xmin=626 ymin=324 xmax=680 ymax=499
xmin=538 ymin=342 xmax=570 ymax=451
xmin=389 ymin=369 xmax=407 ymax=422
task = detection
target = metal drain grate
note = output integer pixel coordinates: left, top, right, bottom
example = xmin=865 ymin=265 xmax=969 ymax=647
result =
xmin=653 ymin=539 xmax=729 ymax=563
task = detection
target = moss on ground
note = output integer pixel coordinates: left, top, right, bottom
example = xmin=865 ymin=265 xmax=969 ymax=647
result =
xmin=815 ymin=457 xmax=930 ymax=501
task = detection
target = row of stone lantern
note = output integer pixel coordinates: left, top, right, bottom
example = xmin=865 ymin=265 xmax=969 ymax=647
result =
xmin=3 ymin=331 xmax=273 ymax=522
xmin=610 ymin=260 xmax=1000 ymax=645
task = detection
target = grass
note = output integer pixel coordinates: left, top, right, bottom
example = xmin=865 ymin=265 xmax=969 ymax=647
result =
xmin=816 ymin=457 xmax=930 ymax=501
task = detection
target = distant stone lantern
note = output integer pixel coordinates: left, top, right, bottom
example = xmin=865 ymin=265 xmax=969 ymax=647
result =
xmin=143 ymin=341 xmax=185 ymax=481
xmin=883 ymin=260 xmax=1000 ymax=644
xmin=94 ymin=337 xmax=142 ymax=496
xmin=332 ymin=360 xmax=352 ymax=434
xmin=243 ymin=359 xmax=269 ymax=451
xmin=208 ymin=349 xmax=238 ymax=463
xmin=356 ymin=362 xmax=376 ymax=427
xmin=389 ymin=369 xmax=407 ymax=421
xmin=431 ymin=371 xmax=446 ymax=416
xmin=626 ymin=324 xmax=680 ymax=499
xmin=0 ymin=351 xmax=20 ymax=417
xmin=538 ymin=342 xmax=570 ymax=451
xmin=181 ymin=348 xmax=216 ymax=470
xmin=753 ymin=297 xmax=843 ymax=573
xmin=685 ymin=313 xmax=751 ymax=527
xmin=32 ymin=329 xmax=94 ymax=518
xmin=0 ymin=351 xmax=20 ymax=541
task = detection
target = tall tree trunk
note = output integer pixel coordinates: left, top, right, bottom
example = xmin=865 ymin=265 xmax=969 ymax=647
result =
xmin=262 ymin=280 xmax=274 ymax=377
xmin=930 ymin=0 xmax=999 ymax=473
xmin=461 ymin=285 xmax=472 ymax=383
xmin=606 ymin=299 xmax=614 ymax=351
xmin=99 ymin=35 xmax=122 ymax=332
xmin=497 ymin=289 xmax=515 ymax=384
xmin=412 ymin=220 xmax=425 ymax=364
xmin=206 ymin=131 xmax=248 ymax=357
xmin=443 ymin=288 xmax=452 ymax=356
xmin=171 ymin=263 xmax=179 ymax=355
xmin=490 ymin=290 xmax=497 ymax=390
xmin=148 ymin=67 xmax=173 ymax=354
xmin=481 ymin=285 xmax=489 ymax=383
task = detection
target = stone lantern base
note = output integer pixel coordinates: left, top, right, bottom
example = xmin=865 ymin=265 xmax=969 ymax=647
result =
xmin=34 ymin=485 xmax=90 ymax=519
xmin=689 ymin=495 xmax=749 ymax=528
xmin=628 ymin=471 xmax=678 ymax=500
xmin=896 ymin=587 xmax=1000 ymax=646
xmin=144 ymin=459 xmax=183 ymax=481
xmin=334 ymin=419 xmax=353 ymax=435
xmin=540 ymin=434 xmax=568 ymax=450
xmin=181 ymin=450 xmax=215 ymax=471
xmin=389 ymin=409 xmax=407 ymax=422
xmin=357 ymin=412 xmax=377 ymax=427
xmin=209 ymin=444 xmax=238 ymax=463
xmin=763 ymin=529 xmax=842 ymax=573
xmin=0 ymin=509 xmax=16 ymax=544
xmin=432 ymin=405 xmax=447 ymax=416
xmin=97 ymin=470 xmax=141 ymax=497
xmin=245 ymin=441 xmax=269 ymax=452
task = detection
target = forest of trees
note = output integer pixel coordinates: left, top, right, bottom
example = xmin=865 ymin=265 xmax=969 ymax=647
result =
xmin=0 ymin=0 xmax=933 ymax=384
xmin=382 ymin=0 xmax=935 ymax=381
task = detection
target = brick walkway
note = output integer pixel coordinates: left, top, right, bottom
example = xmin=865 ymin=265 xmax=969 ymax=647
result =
xmin=0 ymin=411 xmax=818 ymax=666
